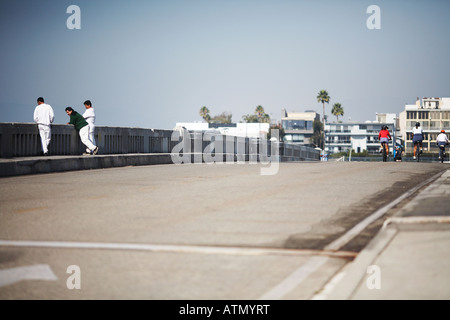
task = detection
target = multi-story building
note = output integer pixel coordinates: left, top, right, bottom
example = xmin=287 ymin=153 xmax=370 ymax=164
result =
xmin=281 ymin=109 xmax=320 ymax=146
xmin=399 ymin=97 xmax=450 ymax=154
xmin=325 ymin=113 xmax=397 ymax=155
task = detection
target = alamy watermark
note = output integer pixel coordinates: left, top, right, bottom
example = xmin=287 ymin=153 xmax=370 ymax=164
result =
xmin=170 ymin=128 xmax=280 ymax=176
xmin=67 ymin=5 xmax=381 ymax=31
xmin=66 ymin=5 xmax=81 ymax=30
xmin=366 ymin=265 xmax=381 ymax=290
xmin=366 ymin=5 xmax=381 ymax=30
xmin=66 ymin=265 xmax=81 ymax=289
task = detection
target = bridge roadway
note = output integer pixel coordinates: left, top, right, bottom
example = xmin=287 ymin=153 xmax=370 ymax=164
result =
xmin=0 ymin=160 xmax=448 ymax=300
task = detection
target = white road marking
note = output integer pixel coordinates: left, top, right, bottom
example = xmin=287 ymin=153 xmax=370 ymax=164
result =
xmin=259 ymin=256 xmax=329 ymax=300
xmin=0 ymin=264 xmax=57 ymax=287
xmin=382 ymin=216 xmax=450 ymax=228
xmin=0 ymin=240 xmax=355 ymax=258
xmin=311 ymin=262 xmax=352 ymax=300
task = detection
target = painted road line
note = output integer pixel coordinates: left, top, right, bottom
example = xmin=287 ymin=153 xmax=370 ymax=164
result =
xmin=0 ymin=264 xmax=57 ymax=287
xmin=0 ymin=240 xmax=356 ymax=258
xmin=259 ymin=256 xmax=329 ymax=300
xmin=382 ymin=216 xmax=450 ymax=228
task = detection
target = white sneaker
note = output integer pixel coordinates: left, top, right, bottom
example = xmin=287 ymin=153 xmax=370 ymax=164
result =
xmin=413 ymin=156 xmax=416 ymax=160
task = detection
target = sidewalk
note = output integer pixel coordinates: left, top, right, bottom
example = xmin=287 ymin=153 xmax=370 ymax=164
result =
xmin=323 ymin=169 xmax=450 ymax=300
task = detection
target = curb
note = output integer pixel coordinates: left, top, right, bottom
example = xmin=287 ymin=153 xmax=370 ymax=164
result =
xmin=0 ymin=154 xmax=173 ymax=177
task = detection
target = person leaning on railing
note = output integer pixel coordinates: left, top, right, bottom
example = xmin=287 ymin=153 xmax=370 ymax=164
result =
xmin=65 ymin=107 xmax=99 ymax=156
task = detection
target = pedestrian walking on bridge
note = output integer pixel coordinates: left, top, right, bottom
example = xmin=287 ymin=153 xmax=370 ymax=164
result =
xmin=33 ymin=97 xmax=54 ymax=156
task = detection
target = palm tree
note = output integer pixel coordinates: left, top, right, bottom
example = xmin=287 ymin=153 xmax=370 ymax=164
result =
xmin=199 ymin=106 xmax=211 ymax=123
xmin=243 ymin=105 xmax=271 ymax=123
xmin=317 ymin=90 xmax=330 ymax=150
xmin=255 ymin=105 xmax=266 ymax=122
xmin=317 ymin=90 xmax=330 ymax=124
xmin=331 ymin=103 xmax=344 ymax=122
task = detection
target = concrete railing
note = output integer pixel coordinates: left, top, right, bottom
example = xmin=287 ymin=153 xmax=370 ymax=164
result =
xmin=0 ymin=123 xmax=320 ymax=161
xmin=0 ymin=123 xmax=177 ymax=158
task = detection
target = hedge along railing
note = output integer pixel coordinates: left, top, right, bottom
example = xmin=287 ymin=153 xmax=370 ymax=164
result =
xmin=0 ymin=123 xmax=320 ymax=162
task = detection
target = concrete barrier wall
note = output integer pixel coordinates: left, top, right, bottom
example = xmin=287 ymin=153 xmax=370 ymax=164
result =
xmin=0 ymin=123 xmax=320 ymax=161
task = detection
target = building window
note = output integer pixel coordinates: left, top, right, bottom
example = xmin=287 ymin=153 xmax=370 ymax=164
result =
xmin=407 ymin=121 xmax=418 ymax=129
xmin=407 ymin=111 xmax=417 ymax=119
xmin=282 ymin=120 xmax=309 ymax=130
xmin=443 ymin=111 xmax=450 ymax=120
xmin=418 ymin=111 xmax=429 ymax=120
xmin=430 ymin=121 xmax=439 ymax=130
xmin=430 ymin=112 xmax=440 ymax=120
xmin=283 ymin=134 xmax=304 ymax=143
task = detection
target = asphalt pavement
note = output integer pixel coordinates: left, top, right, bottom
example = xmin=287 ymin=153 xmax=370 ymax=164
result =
xmin=0 ymin=155 xmax=449 ymax=300
xmin=319 ymin=168 xmax=450 ymax=300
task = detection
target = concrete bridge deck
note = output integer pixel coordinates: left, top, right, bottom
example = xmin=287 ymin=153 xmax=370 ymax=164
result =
xmin=0 ymin=160 xmax=449 ymax=301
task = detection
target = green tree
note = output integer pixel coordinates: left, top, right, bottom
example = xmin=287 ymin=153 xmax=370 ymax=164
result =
xmin=311 ymin=120 xmax=324 ymax=148
xmin=243 ymin=105 xmax=270 ymax=123
xmin=317 ymin=90 xmax=330 ymax=149
xmin=210 ymin=111 xmax=233 ymax=124
xmin=331 ymin=103 xmax=344 ymax=122
xmin=199 ymin=106 xmax=211 ymax=123
xmin=242 ymin=114 xmax=258 ymax=123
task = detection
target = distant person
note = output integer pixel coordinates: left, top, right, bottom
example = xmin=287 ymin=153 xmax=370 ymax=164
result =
xmin=394 ymin=143 xmax=403 ymax=162
xmin=412 ymin=122 xmax=423 ymax=160
xmin=436 ymin=129 xmax=449 ymax=145
xmin=65 ymin=107 xmax=99 ymax=155
xmin=33 ymin=97 xmax=54 ymax=156
xmin=378 ymin=125 xmax=391 ymax=156
xmin=436 ymin=129 xmax=449 ymax=161
xmin=82 ymin=100 xmax=96 ymax=154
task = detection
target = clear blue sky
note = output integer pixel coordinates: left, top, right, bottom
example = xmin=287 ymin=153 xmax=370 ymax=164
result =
xmin=1 ymin=0 xmax=449 ymax=129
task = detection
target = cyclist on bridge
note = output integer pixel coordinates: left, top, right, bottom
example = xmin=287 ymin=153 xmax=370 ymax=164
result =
xmin=378 ymin=125 xmax=392 ymax=157
xmin=412 ymin=122 xmax=423 ymax=160
xmin=436 ymin=129 xmax=449 ymax=161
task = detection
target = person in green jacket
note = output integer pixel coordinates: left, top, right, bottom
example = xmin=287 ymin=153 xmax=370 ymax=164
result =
xmin=66 ymin=107 xmax=98 ymax=155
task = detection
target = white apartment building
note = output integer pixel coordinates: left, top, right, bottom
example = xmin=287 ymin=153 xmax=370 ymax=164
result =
xmin=399 ymin=97 xmax=450 ymax=154
xmin=325 ymin=113 xmax=397 ymax=154
xmin=175 ymin=122 xmax=270 ymax=139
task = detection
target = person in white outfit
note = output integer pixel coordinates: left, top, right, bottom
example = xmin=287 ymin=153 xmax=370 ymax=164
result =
xmin=436 ymin=129 xmax=449 ymax=160
xmin=33 ymin=97 xmax=54 ymax=156
xmin=82 ymin=100 xmax=96 ymax=155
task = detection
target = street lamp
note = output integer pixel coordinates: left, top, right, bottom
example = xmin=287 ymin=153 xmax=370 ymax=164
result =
xmin=323 ymin=115 xmax=327 ymax=160
xmin=393 ymin=117 xmax=397 ymax=158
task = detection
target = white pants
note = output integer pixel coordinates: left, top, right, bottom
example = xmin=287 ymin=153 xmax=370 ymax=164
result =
xmin=38 ymin=124 xmax=51 ymax=154
xmin=79 ymin=125 xmax=96 ymax=152
xmin=86 ymin=124 xmax=96 ymax=153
